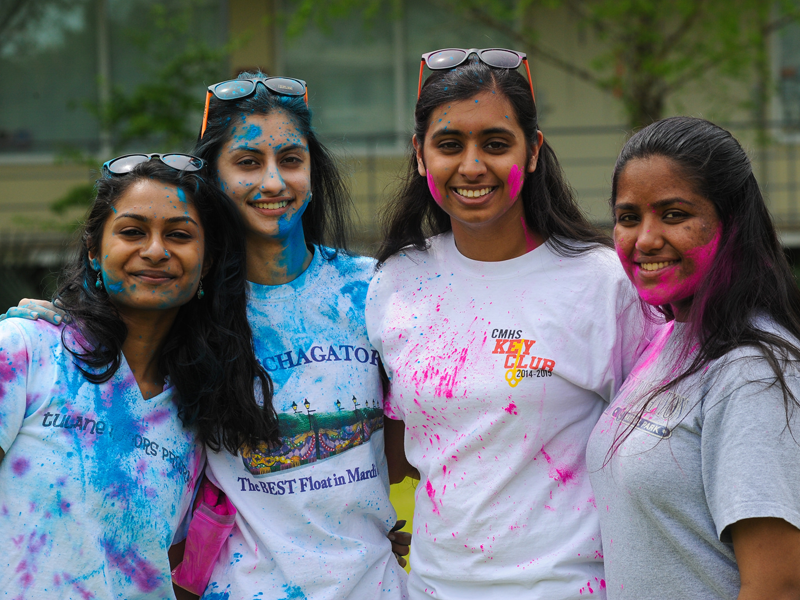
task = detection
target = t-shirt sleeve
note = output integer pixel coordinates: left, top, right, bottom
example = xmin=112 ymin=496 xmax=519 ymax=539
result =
xmin=365 ymin=266 xmax=405 ymax=422
xmin=0 ymin=321 xmax=31 ymax=452
xmin=702 ymin=366 xmax=800 ymax=543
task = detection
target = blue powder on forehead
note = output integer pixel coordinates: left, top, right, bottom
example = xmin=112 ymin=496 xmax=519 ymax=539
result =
xmin=243 ymin=124 xmax=263 ymax=140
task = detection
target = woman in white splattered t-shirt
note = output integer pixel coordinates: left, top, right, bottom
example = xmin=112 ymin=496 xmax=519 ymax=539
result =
xmin=366 ymin=49 xmax=653 ymax=600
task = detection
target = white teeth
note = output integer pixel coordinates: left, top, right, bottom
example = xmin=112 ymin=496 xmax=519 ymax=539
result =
xmin=253 ymin=200 xmax=288 ymax=209
xmin=640 ymin=261 xmax=677 ymax=271
xmin=455 ymin=187 xmax=493 ymax=198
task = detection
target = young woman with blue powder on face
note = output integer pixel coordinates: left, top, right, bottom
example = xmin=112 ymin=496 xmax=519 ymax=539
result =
xmin=188 ymin=72 xmax=408 ymax=599
xmin=586 ymin=117 xmax=800 ymax=599
xmin=366 ymin=49 xmax=653 ymax=600
xmin=0 ymin=155 xmax=276 ymax=599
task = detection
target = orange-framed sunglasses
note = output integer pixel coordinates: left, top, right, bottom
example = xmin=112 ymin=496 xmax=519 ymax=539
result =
xmin=200 ymin=76 xmax=308 ymax=138
xmin=418 ymin=48 xmax=535 ymax=103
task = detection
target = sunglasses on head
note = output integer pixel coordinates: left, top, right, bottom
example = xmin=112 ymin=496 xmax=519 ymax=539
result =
xmin=200 ymin=76 xmax=309 ymax=139
xmin=418 ymin=47 xmax=535 ymax=103
xmin=102 ymin=153 xmax=205 ymax=177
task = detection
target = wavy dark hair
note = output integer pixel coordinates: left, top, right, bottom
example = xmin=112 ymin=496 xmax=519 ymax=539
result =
xmin=192 ymin=70 xmax=352 ymax=255
xmin=608 ymin=116 xmax=800 ymax=455
xmin=56 ymin=159 xmax=279 ymax=453
xmin=376 ymin=56 xmax=609 ymax=265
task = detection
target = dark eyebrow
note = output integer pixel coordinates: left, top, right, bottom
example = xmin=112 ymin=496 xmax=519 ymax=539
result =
xmin=114 ymin=213 xmax=199 ymax=226
xmin=230 ymin=145 xmax=264 ymax=154
xmin=430 ymin=127 xmax=517 ymax=140
xmin=614 ymin=198 xmax=695 ymax=211
xmin=275 ymin=143 xmax=308 ymax=155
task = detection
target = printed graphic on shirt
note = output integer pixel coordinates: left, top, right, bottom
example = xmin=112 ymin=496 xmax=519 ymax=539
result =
xmin=489 ymin=328 xmax=556 ymax=387
xmin=241 ymin=397 xmax=384 ymax=474
xmin=39 ymin=409 xmax=194 ymax=484
xmin=259 ymin=343 xmax=380 ymax=372
xmin=610 ymin=376 xmax=690 ymax=439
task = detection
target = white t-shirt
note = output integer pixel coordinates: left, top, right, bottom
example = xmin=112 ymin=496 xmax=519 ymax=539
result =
xmin=0 ymin=319 xmax=204 ymax=599
xmin=202 ymin=248 xmax=407 ymax=600
xmin=366 ymin=233 xmax=651 ymax=600
xmin=586 ymin=319 xmax=800 ymax=599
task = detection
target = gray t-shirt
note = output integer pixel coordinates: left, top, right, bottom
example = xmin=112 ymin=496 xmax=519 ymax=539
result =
xmin=587 ymin=319 xmax=800 ymax=599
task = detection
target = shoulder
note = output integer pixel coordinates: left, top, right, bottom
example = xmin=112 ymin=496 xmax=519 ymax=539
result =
xmin=716 ymin=317 xmax=800 ymax=379
xmin=374 ymin=234 xmax=448 ymax=280
xmin=546 ymin=240 xmax=624 ymax=274
xmin=317 ymin=247 xmax=376 ymax=285
xmin=546 ymin=240 xmax=639 ymax=302
xmin=0 ymin=318 xmax=63 ymax=352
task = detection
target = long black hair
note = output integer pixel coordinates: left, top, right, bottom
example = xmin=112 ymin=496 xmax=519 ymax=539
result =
xmin=609 ymin=116 xmax=800 ymax=453
xmin=376 ymin=56 xmax=609 ymax=266
xmin=56 ymin=159 xmax=280 ymax=453
xmin=192 ymin=70 xmax=352 ymax=255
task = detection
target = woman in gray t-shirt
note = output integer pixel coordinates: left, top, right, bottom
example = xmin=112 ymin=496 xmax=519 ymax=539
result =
xmin=587 ymin=116 xmax=800 ymax=599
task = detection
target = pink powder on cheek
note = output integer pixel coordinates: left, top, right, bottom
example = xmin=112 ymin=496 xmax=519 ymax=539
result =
xmin=508 ymin=164 xmax=523 ymax=202
xmin=427 ymin=172 xmax=443 ymax=206
xmin=615 ymin=240 xmax=635 ymax=277
xmin=634 ymin=227 xmax=722 ymax=308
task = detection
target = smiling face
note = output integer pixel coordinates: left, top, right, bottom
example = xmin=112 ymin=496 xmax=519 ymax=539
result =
xmin=90 ymin=179 xmax=205 ymax=317
xmin=415 ymin=90 xmax=543 ymax=260
xmin=215 ymin=110 xmax=311 ymax=245
xmin=614 ymin=155 xmax=721 ymax=320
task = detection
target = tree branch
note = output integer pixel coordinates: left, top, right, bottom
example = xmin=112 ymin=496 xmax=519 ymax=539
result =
xmin=764 ymin=9 xmax=800 ymax=34
xmin=654 ymin=1 xmax=706 ymax=62
xmin=460 ymin=3 xmax=603 ymax=87
xmin=0 ymin=0 xmax=29 ymax=41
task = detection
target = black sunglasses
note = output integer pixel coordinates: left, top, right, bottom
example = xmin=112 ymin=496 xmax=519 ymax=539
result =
xmin=200 ymin=76 xmax=308 ymax=138
xmin=418 ymin=47 xmax=535 ymax=102
xmin=102 ymin=153 xmax=205 ymax=176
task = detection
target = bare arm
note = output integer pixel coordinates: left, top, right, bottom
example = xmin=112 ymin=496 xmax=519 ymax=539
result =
xmin=732 ymin=517 xmax=800 ymax=600
xmin=384 ymin=417 xmax=419 ymax=484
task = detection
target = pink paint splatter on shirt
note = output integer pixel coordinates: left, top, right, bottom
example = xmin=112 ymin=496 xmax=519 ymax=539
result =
xmin=11 ymin=457 xmax=30 ymax=476
xmin=508 ymin=164 xmax=524 ymax=201
xmin=100 ymin=539 xmax=161 ymax=592
xmin=427 ymin=172 xmax=443 ymax=206
xmin=145 ymin=408 xmax=171 ymax=424
xmin=539 ymin=445 xmax=578 ymax=485
xmin=503 ymin=402 xmax=518 ymax=415
xmin=426 ymin=480 xmax=440 ymax=515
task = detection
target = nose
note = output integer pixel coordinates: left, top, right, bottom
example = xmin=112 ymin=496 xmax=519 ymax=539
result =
xmin=140 ymin=234 xmax=170 ymax=263
xmin=634 ymin=215 xmax=665 ymax=254
xmin=458 ymin=144 xmax=487 ymax=180
xmin=259 ymin=158 xmax=286 ymax=195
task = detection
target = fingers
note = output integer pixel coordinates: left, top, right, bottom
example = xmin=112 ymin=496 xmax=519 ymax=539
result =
xmin=388 ymin=520 xmax=411 ymax=568
xmin=2 ymin=306 xmax=40 ymax=322
xmin=16 ymin=299 xmax=65 ymax=324
xmin=389 ymin=531 xmax=411 ymax=551
xmin=389 ymin=519 xmax=407 ymax=533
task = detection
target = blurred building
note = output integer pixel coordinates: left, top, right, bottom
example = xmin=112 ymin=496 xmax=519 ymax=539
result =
xmin=2 ymin=0 xmax=800 ymax=305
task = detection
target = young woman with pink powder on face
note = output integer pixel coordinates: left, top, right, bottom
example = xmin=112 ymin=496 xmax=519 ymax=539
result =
xmin=366 ymin=49 xmax=653 ymax=600
xmin=586 ymin=117 xmax=800 ymax=599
